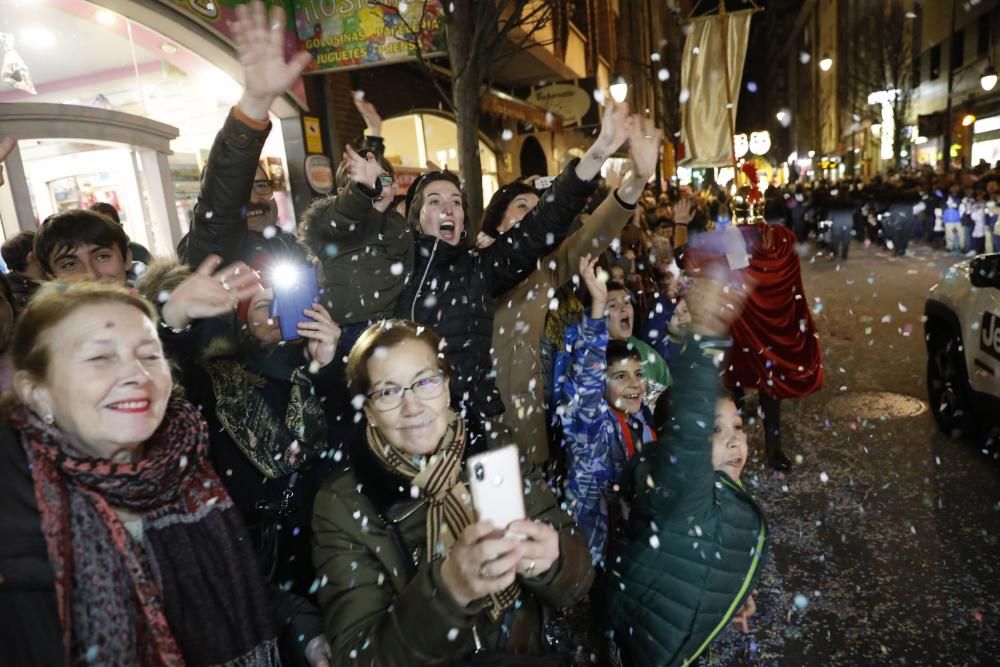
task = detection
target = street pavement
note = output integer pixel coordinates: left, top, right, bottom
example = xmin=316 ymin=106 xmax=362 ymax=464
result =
xmin=708 ymin=240 xmax=1000 ymax=665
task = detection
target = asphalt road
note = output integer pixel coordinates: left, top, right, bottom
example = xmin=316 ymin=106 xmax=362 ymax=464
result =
xmin=708 ymin=240 xmax=1000 ymax=666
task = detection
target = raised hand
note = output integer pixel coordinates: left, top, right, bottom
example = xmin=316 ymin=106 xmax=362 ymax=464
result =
xmin=233 ymin=0 xmax=312 ymax=121
xmin=578 ymin=253 xmax=608 ymax=319
xmin=686 ymin=274 xmax=748 ymax=338
xmin=352 ymin=91 xmax=383 ymax=136
xmin=673 ymin=198 xmax=695 ymax=225
xmin=595 ymin=99 xmax=631 ymax=154
xmin=161 ymin=255 xmax=261 ymax=330
xmin=341 ymin=144 xmax=383 ymax=188
xmin=617 ymin=115 xmax=663 ymax=204
xmin=577 ymin=100 xmax=631 ymax=181
xmin=298 ymin=302 xmax=341 ymax=369
xmin=627 ymin=116 xmax=663 ymax=182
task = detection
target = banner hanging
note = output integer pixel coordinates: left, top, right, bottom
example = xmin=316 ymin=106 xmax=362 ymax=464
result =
xmin=679 ymin=11 xmax=752 ymax=167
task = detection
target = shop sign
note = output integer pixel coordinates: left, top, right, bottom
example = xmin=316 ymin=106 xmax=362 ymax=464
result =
xmin=525 ymin=82 xmax=594 ymax=127
xmin=303 ymin=116 xmax=324 ymax=154
xmin=158 ymin=1 xmax=302 ymax=59
xmin=292 ymin=0 xmax=445 ymax=73
xmin=305 ymin=154 xmax=334 ymax=194
xmin=155 ymin=1 xmax=306 ymax=105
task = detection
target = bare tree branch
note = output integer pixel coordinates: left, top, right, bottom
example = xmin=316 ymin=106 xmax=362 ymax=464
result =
xmin=370 ymin=0 xmax=456 ymax=112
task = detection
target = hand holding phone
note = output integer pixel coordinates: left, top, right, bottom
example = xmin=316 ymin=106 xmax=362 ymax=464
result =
xmin=466 ymin=445 xmax=526 ymax=532
xmin=268 ymin=263 xmax=321 ymax=341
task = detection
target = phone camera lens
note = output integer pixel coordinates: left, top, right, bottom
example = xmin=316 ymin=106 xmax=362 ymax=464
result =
xmin=474 ymin=463 xmax=484 ymax=481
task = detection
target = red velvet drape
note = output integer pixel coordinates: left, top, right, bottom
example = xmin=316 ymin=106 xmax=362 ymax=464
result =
xmin=685 ymin=224 xmax=823 ymax=399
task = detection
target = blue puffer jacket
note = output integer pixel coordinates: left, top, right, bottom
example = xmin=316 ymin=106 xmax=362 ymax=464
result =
xmin=608 ymin=336 xmax=768 ymax=667
xmin=557 ymin=315 xmax=655 ymax=566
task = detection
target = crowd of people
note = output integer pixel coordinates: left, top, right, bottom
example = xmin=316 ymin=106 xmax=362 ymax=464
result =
xmin=0 ymin=4 xmax=793 ymax=666
xmin=749 ymin=164 xmax=1000 ymax=260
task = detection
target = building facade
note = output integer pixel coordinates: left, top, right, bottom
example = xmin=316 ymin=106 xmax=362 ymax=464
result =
xmin=912 ymin=0 xmax=1000 ymax=171
xmin=307 ymin=0 xmax=682 ymax=200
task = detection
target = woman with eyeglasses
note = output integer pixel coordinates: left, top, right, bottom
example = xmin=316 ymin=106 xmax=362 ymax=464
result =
xmin=312 ymin=320 xmax=593 ymax=665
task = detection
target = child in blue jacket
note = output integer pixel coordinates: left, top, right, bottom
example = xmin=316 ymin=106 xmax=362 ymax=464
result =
xmin=559 ymin=254 xmax=658 ymax=566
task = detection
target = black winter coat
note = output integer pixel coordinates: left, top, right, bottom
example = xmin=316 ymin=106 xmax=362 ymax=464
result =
xmin=177 ymin=108 xmax=305 ymax=270
xmin=396 ymin=159 xmax=597 ymax=419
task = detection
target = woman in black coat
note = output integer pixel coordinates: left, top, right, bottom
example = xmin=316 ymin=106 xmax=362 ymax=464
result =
xmin=385 ymin=102 xmax=633 ymax=424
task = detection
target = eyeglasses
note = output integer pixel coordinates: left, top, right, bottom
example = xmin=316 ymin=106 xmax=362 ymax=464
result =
xmin=378 ymin=174 xmax=394 ymax=188
xmin=252 ymin=179 xmax=274 ymax=197
xmin=367 ymin=372 xmax=446 ymax=411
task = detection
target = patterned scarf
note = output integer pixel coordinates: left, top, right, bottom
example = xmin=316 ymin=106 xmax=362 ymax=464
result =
xmin=366 ymin=411 xmax=519 ymax=621
xmin=11 ymin=398 xmax=279 ymax=667
xmin=204 ymin=360 xmax=328 ymax=479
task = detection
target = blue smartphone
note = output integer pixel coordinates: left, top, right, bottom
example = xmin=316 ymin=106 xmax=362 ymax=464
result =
xmin=268 ymin=263 xmax=321 ymax=342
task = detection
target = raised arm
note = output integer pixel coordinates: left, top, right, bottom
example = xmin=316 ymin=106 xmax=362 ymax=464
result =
xmin=180 ymin=1 xmax=310 ymax=267
xmin=548 ymin=116 xmax=664 ymax=286
xmin=481 ymin=102 xmax=631 ymax=295
xmin=558 ymin=256 xmax=618 ymax=559
xmin=630 ymin=275 xmax=747 ymax=520
xmin=300 ymin=145 xmax=387 ymax=252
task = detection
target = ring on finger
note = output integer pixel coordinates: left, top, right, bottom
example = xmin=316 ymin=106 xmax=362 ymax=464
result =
xmin=478 ymin=564 xmax=491 ymax=579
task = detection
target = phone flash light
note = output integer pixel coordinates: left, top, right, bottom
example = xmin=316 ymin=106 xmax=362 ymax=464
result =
xmin=270 ymin=263 xmax=300 ymax=288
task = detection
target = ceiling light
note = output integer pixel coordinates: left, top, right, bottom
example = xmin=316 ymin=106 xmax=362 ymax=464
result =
xmin=21 ymin=26 xmax=56 ymax=49
xmin=96 ymin=9 xmax=117 ymax=26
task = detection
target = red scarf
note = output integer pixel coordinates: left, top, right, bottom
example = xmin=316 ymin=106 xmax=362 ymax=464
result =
xmin=613 ymin=409 xmax=656 ymax=458
xmin=11 ymin=398 xmax=279 ymax=666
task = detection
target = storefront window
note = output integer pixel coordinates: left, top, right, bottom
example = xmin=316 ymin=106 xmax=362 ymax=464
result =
xmin=381 ymin=113 xmax=499 ymax=203
xmin=0 ymin=0 xmax=293 ymax=245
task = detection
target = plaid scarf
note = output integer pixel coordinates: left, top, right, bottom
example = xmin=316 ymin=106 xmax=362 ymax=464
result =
xmin=12 ymin=398 xmax=279 ymax=667
xmin=366 ymin=411 xmax=519 ymax=621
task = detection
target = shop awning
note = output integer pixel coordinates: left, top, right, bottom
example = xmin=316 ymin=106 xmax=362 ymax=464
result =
xmin=482 ymin=90 xmax=563 ymax=130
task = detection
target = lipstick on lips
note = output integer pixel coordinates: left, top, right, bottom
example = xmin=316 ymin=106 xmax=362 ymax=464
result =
xmin=107 ymin=399 xmax=151 ymax=414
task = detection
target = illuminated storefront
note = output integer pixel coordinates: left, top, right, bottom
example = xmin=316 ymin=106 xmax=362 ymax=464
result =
xmin=380 ymin=112 xmax=499 ymax=202
xmin=0 ymin=0 xmax=306 ymax=252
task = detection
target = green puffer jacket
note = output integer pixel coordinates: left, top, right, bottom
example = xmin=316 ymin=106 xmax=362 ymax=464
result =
xmin=299 ymin=180 xmax=414 ymax=325
xmin=607 ymin=337 xmax=768 ymax=667
xmin=312 ymin=423 xmax=594 ymax=665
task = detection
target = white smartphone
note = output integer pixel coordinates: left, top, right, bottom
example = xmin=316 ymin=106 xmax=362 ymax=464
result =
xmin=466 ymin=445 xmax=526 ymax=531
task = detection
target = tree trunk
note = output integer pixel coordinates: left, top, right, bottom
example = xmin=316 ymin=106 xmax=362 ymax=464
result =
xmin=444 ymin=1 xmax=486 ymax=238
xmin=454 ymin=76 xmax=485 ymax=236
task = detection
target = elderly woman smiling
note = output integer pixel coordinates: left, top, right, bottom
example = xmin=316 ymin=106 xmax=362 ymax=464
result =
xmin=312 ymin=320 xmax=593 ymax=665
xmin=0 ymin=274 xmax=289 ymax=665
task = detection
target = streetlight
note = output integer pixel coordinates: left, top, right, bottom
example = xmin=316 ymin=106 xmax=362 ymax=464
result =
xmin=981 ymin=64 xmax=998 ymax=92
xmin=819 ymin=53 xmax=833 ymax=72
xmin=609 ymin=76 xmax=629 ymax=103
